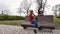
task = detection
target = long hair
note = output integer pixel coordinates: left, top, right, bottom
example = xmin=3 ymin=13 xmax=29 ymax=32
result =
xmin=30 ymin=10 xmax=33 ymax=15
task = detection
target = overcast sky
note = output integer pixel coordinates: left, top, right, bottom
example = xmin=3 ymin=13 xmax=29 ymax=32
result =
xmin=0 ymin=0 xmax=22 ymax=15
xmin=0 ymin=0 xmax=60 ymax=16
xmin=44 ymin=0 xmax=60 ymax=15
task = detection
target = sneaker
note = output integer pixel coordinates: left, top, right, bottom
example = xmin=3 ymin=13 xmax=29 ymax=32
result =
xmin=34 ymin=29 xmax=37 ymax=34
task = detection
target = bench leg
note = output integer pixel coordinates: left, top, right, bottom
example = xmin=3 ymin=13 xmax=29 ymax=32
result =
xmin=23 ymin=27 xmax=27 ymax=29
xmin=38 ymin=27 xmax=42 ymax=30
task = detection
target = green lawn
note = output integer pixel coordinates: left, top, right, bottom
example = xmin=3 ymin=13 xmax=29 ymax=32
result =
xmin=54 ymin=18 xmax=60 ymax=23
xmin=0 ymin=20 xmax=24 ymax=25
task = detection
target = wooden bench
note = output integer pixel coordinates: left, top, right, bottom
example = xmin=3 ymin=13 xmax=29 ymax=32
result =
xmin=21 ymin=15 xmax=55 ymax=30
xmin=37 ymin=15 xmax=55 ymax=30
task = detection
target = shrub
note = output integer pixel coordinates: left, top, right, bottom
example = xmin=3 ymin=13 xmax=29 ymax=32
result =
xmin=8 ymin=16 xmax=25 ymax=20
xmin=0 ymin=15 xmax=8 ymax=20
xmin=0 ymin=14 xmax=25 ymax=20
xmin=16 ymin=16 xmax=25 ymax=20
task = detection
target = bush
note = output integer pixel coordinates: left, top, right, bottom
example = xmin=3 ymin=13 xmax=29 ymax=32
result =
xmin=8 ymin=16 xmax=16 ymax=20
xmin=0 ymin=14 xmax=25 ymax=20
xmin=8 ymin=16 xmax=25 ymax=20
xmin=16 ymin=16 xmax=25 ymax=20
xmin=0 ymin=15 xmax=8 ymax=20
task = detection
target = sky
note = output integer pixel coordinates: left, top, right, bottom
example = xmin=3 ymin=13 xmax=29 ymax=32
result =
xmin=0 ymin=0 xmax=60 ymax=16
xmin=0 ymin=0 xmax=22 ymax=16
xmin=44 ymin=0 xmax=60 ymax=15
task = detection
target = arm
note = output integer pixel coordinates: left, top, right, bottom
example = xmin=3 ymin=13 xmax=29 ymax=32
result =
xmin=33 ymin=13 xmax=35 ymax=17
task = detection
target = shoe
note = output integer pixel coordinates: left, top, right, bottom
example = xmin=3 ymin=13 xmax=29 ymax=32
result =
xmin=34 ymin=29 xmax=37 ymax=34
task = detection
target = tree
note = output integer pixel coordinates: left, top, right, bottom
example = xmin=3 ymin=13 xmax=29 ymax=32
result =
xmin=42 ymin=0 xmax=47 ymax=12
xmin=37 ymin=0 xmax=42 ymax=6
xmin=37 ymin=0 xmax=48 ymax=15
xmin=52 ymin=4 xmax=60 ymax=17
xmin=52 ymin=6 xmax=57 ymax=17
xmin=18 ymin=0 xmax=31 ymax=16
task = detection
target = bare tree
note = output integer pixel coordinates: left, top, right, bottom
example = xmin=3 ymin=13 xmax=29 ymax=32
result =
xmin=52 ymin=4 xmax=60 ymax=17
xmin=52 ymin=6 xmax=57 ymax=17
xmin=18 ymin=0 xmax=31 ymax=16
xmin=42 ymin=0 xmax=47 ymax=12
xmin=37 ymin=0 xmax=48 ymax=15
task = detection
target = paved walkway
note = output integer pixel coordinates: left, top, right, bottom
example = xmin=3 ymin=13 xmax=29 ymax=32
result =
xmin=0 ymin=25 xmax=60 ymax=34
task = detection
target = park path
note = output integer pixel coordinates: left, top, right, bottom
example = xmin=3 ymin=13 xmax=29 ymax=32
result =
xmin=0 ymin=25 xmax=59 ymax=34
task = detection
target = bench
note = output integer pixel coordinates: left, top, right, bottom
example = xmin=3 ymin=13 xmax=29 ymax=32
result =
xmin=37 ymin=15 xmax=55 ymax=30
xmin=21 ymin=15 xmax=55 ymax=30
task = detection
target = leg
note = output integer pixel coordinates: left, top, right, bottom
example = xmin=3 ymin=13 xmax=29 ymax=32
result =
xmin=23 ymin=27 xmax=27 ymax=29
xmin=34 ymin=28 xmax=37 ymax=34
xmin=38 ymin=26 xmax=42 ymax=30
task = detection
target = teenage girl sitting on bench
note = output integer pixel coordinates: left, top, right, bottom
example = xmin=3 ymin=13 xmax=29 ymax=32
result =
xmin=29 ymin=10 xmax=38 ymax=34
xmin=29 ymin=10 xmax=35 ymax=24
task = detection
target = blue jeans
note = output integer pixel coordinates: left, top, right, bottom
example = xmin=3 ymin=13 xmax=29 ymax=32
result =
xmin=33 ymin=20 xmax=38 ymax=28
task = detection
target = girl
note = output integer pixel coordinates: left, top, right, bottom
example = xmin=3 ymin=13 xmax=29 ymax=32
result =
xmin=29 ymin=10 xmax=35 ymax=24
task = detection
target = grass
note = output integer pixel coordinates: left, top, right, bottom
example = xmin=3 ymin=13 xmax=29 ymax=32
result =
xmin=54 ymin=17 xmax=60 ymax=23
xmin=0 ymin=20 xmax=24 ymax=25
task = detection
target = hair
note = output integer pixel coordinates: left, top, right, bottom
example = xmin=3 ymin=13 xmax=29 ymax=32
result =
xmin=29 ymin=10 xmax=33 ymax=14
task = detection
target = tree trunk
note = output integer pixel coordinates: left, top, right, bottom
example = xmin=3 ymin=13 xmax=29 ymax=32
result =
xmin=43 ymin=0 xmax=47 ymax=12
xmin=54 ymin=11 xmax=57 ymax=17
xmin=26 ymin=7 xmax=28 ymax=16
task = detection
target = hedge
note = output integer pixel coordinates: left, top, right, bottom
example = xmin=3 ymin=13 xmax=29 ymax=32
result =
xmin=0 ymin=15 xmax=25 ymax=20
